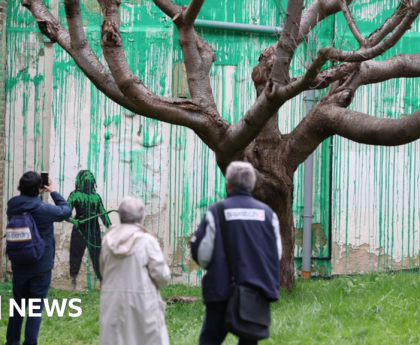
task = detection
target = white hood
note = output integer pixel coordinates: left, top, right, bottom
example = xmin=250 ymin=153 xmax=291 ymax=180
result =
xmin=104 ymin=223 xmax=147 ymax=256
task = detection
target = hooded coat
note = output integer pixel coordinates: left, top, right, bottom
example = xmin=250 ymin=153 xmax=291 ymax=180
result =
xmin=7 ymin=192 xmax=72 ymax=274
xmin=99 ymin=223 xmax=171 ymax=345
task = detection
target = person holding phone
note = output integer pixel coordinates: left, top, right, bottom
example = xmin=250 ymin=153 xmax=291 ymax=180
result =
xmin=6 ymin=172 xmax=71 ymax=345
xmin=41 ymin=172 xmax=49 ymax=188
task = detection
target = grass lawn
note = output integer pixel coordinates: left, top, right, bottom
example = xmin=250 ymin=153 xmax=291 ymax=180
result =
xmin=0 ymin=272 xmax=419 ymax=344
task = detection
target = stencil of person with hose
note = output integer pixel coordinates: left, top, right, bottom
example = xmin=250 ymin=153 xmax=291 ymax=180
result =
xmin=67 ymin=170 xmax=114 ymax=288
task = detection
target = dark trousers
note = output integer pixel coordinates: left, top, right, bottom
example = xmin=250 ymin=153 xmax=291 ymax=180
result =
xmin=199 ymin=301 xmax=258 ymax=345
xmin=6 ymin=270 xmax=52 ymax=345
xmin=70 ymin=222 xmax=102 ymax=281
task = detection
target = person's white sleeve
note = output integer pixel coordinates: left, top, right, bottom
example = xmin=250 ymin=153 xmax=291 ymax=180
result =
xmin=197 ymin=211 xmax=216 ymax=268
xmin=147 ymin=237 xmax=171 ymax=288
xmin=272 ymin=213 xmax=282 ymax=261
xmin=99 ymin=239 xmax=106 ymax=277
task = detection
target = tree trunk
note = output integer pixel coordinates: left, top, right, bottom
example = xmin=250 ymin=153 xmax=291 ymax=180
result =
xmin=276 ymin=186 xmax=296 ymax=289
xmin=252 ymin=172 xmax=296 ymax=290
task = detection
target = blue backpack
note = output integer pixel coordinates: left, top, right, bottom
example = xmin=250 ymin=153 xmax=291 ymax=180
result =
xmin=6 ymin=204 xmax=46 ymax=264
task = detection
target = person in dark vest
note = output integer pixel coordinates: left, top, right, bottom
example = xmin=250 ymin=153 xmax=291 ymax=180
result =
xmin=190 ymin=161 xmax=282 ymax=345
xmin=6 ymin=171 xmax=71 ymax=345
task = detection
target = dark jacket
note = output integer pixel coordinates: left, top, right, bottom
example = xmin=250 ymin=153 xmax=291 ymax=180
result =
xmin=7 ymin=191 xmax=72 ymax=274
xmin=190 ymin=190 xmax=282 ymax=303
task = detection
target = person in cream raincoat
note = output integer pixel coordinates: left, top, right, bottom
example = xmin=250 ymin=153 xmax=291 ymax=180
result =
xmin=99 ymin=196 xmax=170 ymax=345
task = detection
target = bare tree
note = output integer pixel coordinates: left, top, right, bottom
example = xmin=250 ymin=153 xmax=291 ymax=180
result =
xmin=21 ymin=0 xmax=420 ymax=288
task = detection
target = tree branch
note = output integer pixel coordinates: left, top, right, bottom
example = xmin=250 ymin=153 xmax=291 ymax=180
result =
xmin=194 ymin=32 xmax=215 ymax=75
xmin=223 ymin=0 xmax=420 ymax=157
xmin=298 ymin=0 xmax=353 ymax=48
xmin=278 ymin=0 xmax=420 ymax=92
xmin=285 ymin=96 xmax=420 ymax=173
xmin=233 ymin=48 xmax=359 ymax=157
xmin=23 ymin=0 xmax=205 ymax=128
xmin=22 ymin=0 xmax=136 ymax=112
xmin=182 ymin=0 xmax=206 ymax=27
xmin=331 ymin=106 xmax=420 ymax=146
xmin=356 ymin=53 xmax=420 ymax=86
xmin=63 ymin=0 xmax=134 ymax=110
xmin=153 ymin=0 xmax=216 ymax=88
xmin=174 ymin=24 xmax=217 ymax=113
xmin=271 ymin=0 xmax=304 ymax=85
xmin=307 ymin=62 xmax=359 ymax=89
xmin=222 ymin=0 xmax=354 ymax=153
xmin=288 ymin=0 xmax=410 ymax=81
xmin=278 ymin=48 xmax=339 ymax=99
xmin=270 ymin=0 xmax=357 ymax=88
xmin=267 ymin=0 xmax=355 ymax=87
xmin=274 ymin=0 xmax=420 ymax=97
xmin=151 ymin=0 xmax=180 ymax=18
xmin=339 ymin=0 xmax=365 ymax=46
xmin=99 ymin=0 xmax=216 ymax=133
xmin=367 ymin=0 xmax=410 ymax=46
xmin=287 ymin=56 xmax=420 ymax=169
xmin=222 ymin=46 xmax=345 ymax=156
xmin=331 ymin=1 xmax=420 ymax=62
xmin=23 ymin=0 xmax=219 ymax=143
xmin=284 ymin=105 xmax=336 ymax=173
xmin=21 ymin=0 xmax=71 ymax=51
xmin=170 ymin=3 xmax=217 ymax=114
xmin=221 ymin=90 xmax=284 ymax=156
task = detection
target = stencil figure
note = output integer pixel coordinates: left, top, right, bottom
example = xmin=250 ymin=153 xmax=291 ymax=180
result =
xmin=68 ymin=170 xmax=111 ymax=285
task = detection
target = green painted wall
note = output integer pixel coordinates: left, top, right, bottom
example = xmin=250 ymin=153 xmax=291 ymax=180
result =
xmin=2 ymin=0 xmax=419 ymax=287
xmin=0 ymin=0 xmax=7 ymax=279
xmin=331 ymin=1 xmax=420 ymax=273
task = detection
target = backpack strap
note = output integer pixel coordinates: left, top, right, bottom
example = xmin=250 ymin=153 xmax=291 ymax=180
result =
xmin=2 ymin=204 xmax=44 ymax=240
xmin=27 ymin=203 xmax=43 ymax=214
xmin=27 ymin=203 xmax=44 ymax=243
xmin=216 ymin=201 xmax=235 ymax=284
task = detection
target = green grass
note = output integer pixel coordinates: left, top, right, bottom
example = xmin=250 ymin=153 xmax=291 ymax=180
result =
xmin=1 ymin=273 xmax=420 ymax=344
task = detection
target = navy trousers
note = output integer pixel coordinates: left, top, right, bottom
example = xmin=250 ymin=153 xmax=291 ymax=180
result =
xmin=199 ymin=301 xmax=258 ymax=345
xmin=6 ymin=270 xmax=52 ymax=345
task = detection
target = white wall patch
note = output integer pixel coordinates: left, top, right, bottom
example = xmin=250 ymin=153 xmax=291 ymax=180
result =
xmin=224 ymin=209 xmax=265 ymax=221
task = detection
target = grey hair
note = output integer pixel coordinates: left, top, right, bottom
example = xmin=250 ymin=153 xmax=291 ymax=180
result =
xmin=225 ymin=161 xmax=256 ymax=192
xmin=118 ymin=196 xmax=145 ymax=224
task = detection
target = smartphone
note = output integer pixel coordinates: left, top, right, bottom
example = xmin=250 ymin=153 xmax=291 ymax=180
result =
xmin=41 ymin=172 xmax=49 ymax=187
